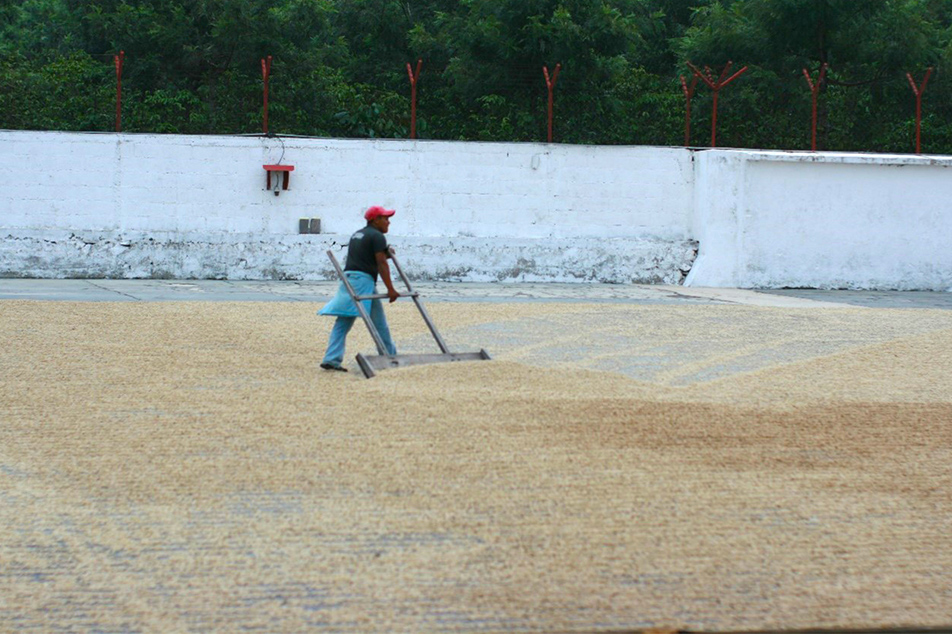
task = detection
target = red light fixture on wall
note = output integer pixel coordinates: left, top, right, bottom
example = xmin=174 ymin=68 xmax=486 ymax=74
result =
xmin=263 ymin=164 xmax=294 ymax=196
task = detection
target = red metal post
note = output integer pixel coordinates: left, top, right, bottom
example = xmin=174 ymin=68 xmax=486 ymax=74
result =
xmin=802 ymin=63 xmax=828 ymax=151
xmin=686 ymin=61 xmax=748 ymax=148
xmin=680 ymin=73 xmax=699 ymax=146
xmin=114 ymin=50 xmax=124 ymax=132
xmin=406 ymin=59 xmax=422 ymax=139
xmin=906 ymin=67 xmax=933 ymax=154
xmin=261 ymin=55 xmax=272 ymax=135
xmin=543 ymin=64 xmax=561 ymax=143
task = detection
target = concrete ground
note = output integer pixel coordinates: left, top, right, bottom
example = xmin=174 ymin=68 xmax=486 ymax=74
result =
xmin=2 ymin=278 xmax=951 ymax=309
xmin=3 ymin=280 xmax=952 ymax=632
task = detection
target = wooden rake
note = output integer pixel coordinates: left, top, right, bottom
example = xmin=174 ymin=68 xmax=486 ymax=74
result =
xmin=326 ymin=250 xmax=491 ymax=378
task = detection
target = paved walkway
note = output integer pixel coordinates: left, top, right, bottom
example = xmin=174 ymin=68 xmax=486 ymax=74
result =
xmin=2 ymin=279 xmax=951 ymax=309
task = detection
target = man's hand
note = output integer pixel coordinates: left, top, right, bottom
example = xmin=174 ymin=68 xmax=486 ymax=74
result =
xmin=387 ymin=246 xmax=396 ymax=258
xmin=376 ymin=250 xmax=399 ymax=302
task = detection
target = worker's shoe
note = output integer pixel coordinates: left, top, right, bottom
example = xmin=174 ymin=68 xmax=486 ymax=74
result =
xmin=320 ymin=362 xmax=348 ymax=372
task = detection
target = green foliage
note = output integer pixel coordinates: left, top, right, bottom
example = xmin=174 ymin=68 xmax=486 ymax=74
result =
xmin=0 ymin=0 xmax=83 ymax=58
xmin=678 ymin=0 xmax=951 ymax=152
xmin=0 ymin=51 xmax=112 ymax=131
xmin=1 ymin=0 xmax=951 ymax=153
xmin=608 ymin=65 xmax=683 ymax=145
xmin=333 ymin=86 xmax=409 ymax=138
xmin=129 ymin=89 xmax=206 ymax=133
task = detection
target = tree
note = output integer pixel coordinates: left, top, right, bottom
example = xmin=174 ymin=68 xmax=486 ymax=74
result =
xmin=678 ymin=0 xmax=947 ymax=150
xmin=1 ymin=0 xmax=951 ymax=152
xmin=408 ymin=0 xmax=647 ymax=142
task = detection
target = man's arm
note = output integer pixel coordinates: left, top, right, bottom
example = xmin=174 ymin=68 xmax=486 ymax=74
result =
xmin=375 ymin=251 xmax=400 ymax=303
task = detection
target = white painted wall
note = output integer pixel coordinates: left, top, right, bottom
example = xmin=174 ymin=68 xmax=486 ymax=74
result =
xmin=686 ymin=150 xmax=952 ymax=290
xmin=0 ymin=131 xmax=693 ymax=239
xmin=2 ymin=131 xmax=951 ymax=290
xmin=0 ymin=131 xmax=697 ymax=283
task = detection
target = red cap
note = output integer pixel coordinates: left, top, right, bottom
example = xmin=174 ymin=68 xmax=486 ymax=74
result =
xmin=364 ymin=205 xmax=396 ymax=221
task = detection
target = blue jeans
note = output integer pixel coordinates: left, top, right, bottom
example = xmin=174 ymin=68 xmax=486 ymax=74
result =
xmin=322 ymin=298 xmax=397 ymax=367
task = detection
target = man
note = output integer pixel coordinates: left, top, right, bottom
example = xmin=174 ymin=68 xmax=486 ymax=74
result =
xmin=318 ymin=205 xmax=400 ymax=372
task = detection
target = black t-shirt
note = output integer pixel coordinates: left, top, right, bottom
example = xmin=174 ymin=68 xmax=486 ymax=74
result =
xmin=344 ymin=225 xmax=388 ymax=280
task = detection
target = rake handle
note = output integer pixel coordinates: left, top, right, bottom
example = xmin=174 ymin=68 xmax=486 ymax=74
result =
xmin=388 ymin=252 xmax=451 ymax=354
xmin=355 ymin=292 xmax=420 ymax=301
xmin=326 ymin=250 xmax=390 ymax=355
